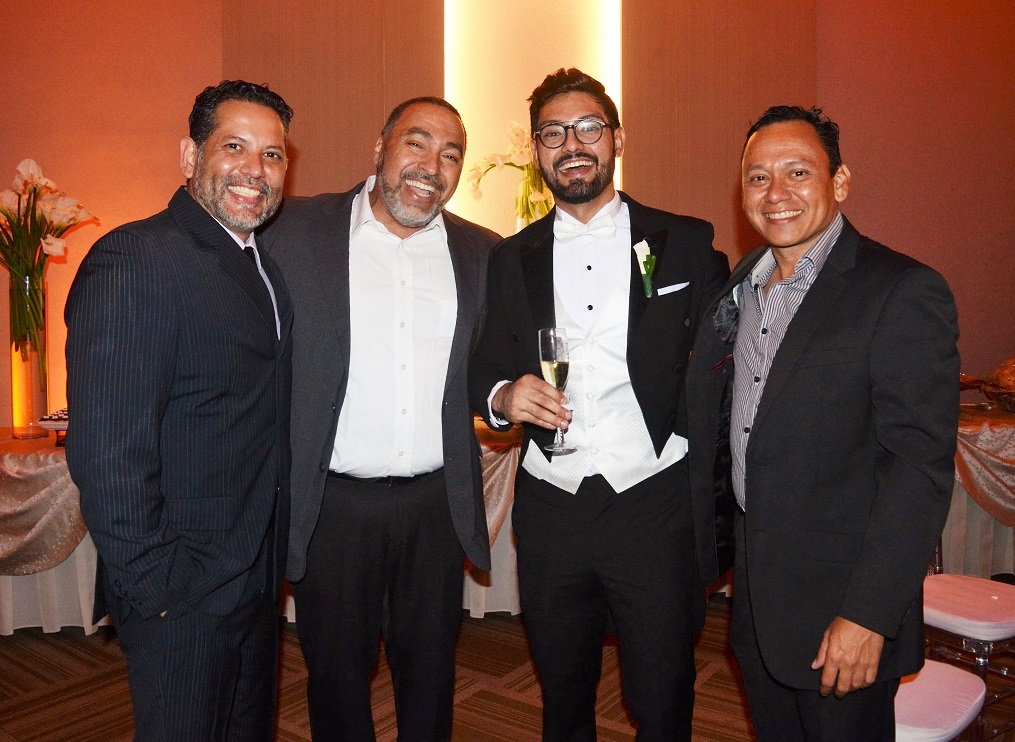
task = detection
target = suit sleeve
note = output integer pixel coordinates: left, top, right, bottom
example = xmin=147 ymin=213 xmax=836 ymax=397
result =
xmin=468 ymin=241 xmax=523 ymax=430
xmin=65 ymin=230 xmax=192 ymax=619
xmin=837 ymin=265 xmax=959 ymax=636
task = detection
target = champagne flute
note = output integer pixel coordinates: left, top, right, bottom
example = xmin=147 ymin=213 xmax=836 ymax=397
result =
xmin=538 ymin=328 xmax=577 ymax=455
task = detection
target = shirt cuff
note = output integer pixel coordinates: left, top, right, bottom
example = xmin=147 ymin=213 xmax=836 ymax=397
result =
xmin=487 ymin=380 xmax=512 ymax=427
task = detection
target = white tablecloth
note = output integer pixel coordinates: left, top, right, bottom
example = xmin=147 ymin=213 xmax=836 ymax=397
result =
xmin=941 ymin=404 xmax=1015 ymax=576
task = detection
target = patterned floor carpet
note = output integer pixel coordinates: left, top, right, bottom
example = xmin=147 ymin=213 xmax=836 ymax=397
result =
xmin=0 ymin=598 xmax=753 ymax=741
xmin=3 ymin=598 xmax=1007 ymax=741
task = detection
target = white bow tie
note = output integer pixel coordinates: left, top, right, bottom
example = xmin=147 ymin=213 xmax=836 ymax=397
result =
xmin=552 ymin=214 xmax=617 ymax=242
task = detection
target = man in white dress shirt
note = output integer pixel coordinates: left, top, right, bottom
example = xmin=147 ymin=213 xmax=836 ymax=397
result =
xmin=260 ymin=97 xmax=500 ymax=741
xmin=469 ymin=68 xmax=730 ymax=741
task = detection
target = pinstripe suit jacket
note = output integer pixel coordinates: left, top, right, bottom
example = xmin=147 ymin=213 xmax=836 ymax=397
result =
xmin=259 ymin=185 xmax=498 ymax=579
xmin=66 ymin=187 xmax=293 ymax=621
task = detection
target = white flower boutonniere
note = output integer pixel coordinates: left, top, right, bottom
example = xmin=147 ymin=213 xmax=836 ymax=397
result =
xmin=632 ymin=239 xmax=657 ymax=298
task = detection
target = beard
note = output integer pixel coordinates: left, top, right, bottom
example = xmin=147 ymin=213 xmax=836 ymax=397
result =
xmin=191 ymin=153 xmax=282 ymax=233
xmin=539 ymin=150 xmax=615 ymax=205
xmin=376 ymin=154 xmax=448 ymax=228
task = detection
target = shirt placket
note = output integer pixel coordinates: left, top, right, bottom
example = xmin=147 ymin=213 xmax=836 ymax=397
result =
xmin=392 ymin=239 xmax=415 ymax=470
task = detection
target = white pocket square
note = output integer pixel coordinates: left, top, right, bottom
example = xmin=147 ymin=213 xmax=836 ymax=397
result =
xmin=657 ymin=281 xmax=690 ymax=296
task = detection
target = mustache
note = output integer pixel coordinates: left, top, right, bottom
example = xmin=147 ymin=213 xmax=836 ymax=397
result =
xmin=223 ymin=175 xmax=271 ymax=195
xmin=553 ymin=152 xmax=600 ymax=170
xmin=402 ymin=169 xmax=446 ymax=194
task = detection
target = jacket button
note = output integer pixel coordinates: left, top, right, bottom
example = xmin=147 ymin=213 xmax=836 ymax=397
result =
xmin=511 ymin=333 xmax=520 ymax=342
xmin=319 ymin=463 xmax=326 ymax=472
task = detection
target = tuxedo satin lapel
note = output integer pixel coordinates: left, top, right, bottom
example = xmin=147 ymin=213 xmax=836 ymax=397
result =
xmin=520 ymin=219 xmax=556 ymax=331
xmin=443 ymin=219 xmax=478 ymax=394
xmin=750 ymin=231 xmax=857 ymax=434
xmin=168 ymin=188 xmax=275 ymax=325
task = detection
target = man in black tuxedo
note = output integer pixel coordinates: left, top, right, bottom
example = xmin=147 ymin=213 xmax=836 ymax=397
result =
xmin=65 ymin=80 xmax=293 ymax=741
xmin=259 ymin=97 xmax=498 ymax=741
xmin=686 ymin=106 xmax=959 ymax=740
xmin=469 ymin=68 xmax=729 ymax=741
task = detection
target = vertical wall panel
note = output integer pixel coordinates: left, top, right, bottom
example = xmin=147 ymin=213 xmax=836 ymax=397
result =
xmin=1 ymin=0 xmax=223 ymax=424
xmin=222 ymin=0 xmax=443 ymax=196
xmin=817 ymin=0 xmax=1015 ymax=376
xmin=622 ymin=3 xmax=817 ymax=261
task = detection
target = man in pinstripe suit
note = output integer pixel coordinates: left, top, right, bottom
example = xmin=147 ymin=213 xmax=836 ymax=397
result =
xmin=65 ymin=80 xmax=294 ymax=741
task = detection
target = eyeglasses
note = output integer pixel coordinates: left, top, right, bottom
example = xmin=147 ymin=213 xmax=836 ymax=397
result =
xmin=534 ymin=119 xmax=610 ymax=149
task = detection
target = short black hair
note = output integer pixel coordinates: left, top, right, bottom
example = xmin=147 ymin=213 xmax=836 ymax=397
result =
xmin=380 ymin=96 xmax=465 ymax=150
xmin=189 ymin=80 xmax=293 ymax=148
xmin=744 ymin=105 xmax=842 ymax=175
xmin=528 ymin=68 xmax=621 ymax=135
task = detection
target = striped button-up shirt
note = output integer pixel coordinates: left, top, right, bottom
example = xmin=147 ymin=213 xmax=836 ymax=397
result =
xmin=730 ymin=212 xmax=843 ymax=508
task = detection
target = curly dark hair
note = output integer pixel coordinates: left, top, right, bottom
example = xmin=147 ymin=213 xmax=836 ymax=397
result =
xmin=744 ymin=105 xmax=842 ymax=175
xmin=528 ymin=68 xmax=621 ymax=135
xmin=189 ymin=80 xmax=293 ymax=148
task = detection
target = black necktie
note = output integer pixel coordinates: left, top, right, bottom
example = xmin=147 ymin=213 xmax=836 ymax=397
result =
xmin=243 ymin=245 xmax=258 ymax=267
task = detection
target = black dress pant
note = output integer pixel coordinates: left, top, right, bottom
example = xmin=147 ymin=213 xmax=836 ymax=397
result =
xmin=513 ymin=462 xmax=701 ymax=742
xmin=293 ymin=469 xmax=465 ymax=742
xmin=730 ymin=515 xmax=900 ymax=742
xmin=111 ymin=531 xmax=279 ymax=742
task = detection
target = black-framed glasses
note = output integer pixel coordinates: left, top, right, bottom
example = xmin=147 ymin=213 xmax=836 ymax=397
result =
xmin=534 ymin=119 xmax=610 ymax=149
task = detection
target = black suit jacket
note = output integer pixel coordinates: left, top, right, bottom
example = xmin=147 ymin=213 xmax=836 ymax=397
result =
xmin=259 ymin=185 xmax=499 ymax=578
xmin=468 ymin=192 xmax=730 ymax=586
xmin=686 ymin=217 xmax=959 ymax=688
xmin=66 ymin=188 xmax=293 ymax=621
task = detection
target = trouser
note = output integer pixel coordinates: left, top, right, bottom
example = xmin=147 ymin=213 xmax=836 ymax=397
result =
xmin=513 ymin=461 xmax=701 ymax=741
xmin=293 ymin=469 xmax=465 ymax=742
xmin=112 ymin=531 xmax=279 ymax=742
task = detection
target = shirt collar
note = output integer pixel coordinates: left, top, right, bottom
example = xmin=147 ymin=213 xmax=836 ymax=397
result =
xmin=748 ymin=211 xmax=844 ymax=290
xmin=212 ymin=217 xmax=257 ymax=250
xmin=351 ymin=175 xmax=447 ymax=239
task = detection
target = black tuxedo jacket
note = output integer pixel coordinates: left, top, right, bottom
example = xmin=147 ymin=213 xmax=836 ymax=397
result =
xmin=66 ymin=188 xmax=293 ymax=621
xmin=259 ymin=185 xmax=499 ymax=578
xmin=468 ymin=192 xmax=730 ymax=584
xmin=686 ymin=217 xmax=959 ymax=688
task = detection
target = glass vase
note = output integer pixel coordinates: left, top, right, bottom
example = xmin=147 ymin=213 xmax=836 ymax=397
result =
xmin=10 ymin=274 xmax=48 ymax=439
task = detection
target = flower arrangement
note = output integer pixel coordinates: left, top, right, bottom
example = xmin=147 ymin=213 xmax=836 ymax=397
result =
xmin=0 ymin=159 xmax=97 ymax=390
xmin=467 ymin=121 xmax=554 ymax=231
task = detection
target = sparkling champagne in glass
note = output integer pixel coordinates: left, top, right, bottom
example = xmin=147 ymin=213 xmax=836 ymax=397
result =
xmin=538 ymin=328 xmax=576 ymax=455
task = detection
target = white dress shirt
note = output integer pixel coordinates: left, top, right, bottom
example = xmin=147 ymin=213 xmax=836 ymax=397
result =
xmin=330 ymin=176 xmax=457 ymax=478
xmin=514 ymin=194 xmax=689 ymax=494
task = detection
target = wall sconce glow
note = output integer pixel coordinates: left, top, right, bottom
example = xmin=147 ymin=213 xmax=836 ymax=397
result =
xmin=445 ymin=0 xmax=622 ymax=237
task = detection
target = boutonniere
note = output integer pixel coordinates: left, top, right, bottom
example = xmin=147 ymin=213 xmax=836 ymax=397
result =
xmin=632 ymin=239 xmax=656 ymax=298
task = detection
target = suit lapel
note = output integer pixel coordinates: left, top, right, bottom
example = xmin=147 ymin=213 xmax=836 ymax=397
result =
xmin=311 ymin=193 xmax=354 ymax=371
xmin=751 ymin=224 xmax=858 ymax=434
xmin=519 ymin=214 xmax=556 ymax=331
xmin=443 ymin=216 xmax=479 ymax=394
xmin=168 ymin=188 xmax=276 ymax=326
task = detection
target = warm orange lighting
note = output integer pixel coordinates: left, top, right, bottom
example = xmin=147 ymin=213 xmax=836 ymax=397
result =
xmin=10 ymin=342 xmax=47 ymax=430
xmin=445 ymin=0 xmax=622 ymax=237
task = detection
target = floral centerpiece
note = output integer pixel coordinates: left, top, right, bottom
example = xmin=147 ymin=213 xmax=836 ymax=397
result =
xmin=467 ymin=121 xmax=554 ymax=231
xmin=0 ymin=159 xmax=96 ymax=434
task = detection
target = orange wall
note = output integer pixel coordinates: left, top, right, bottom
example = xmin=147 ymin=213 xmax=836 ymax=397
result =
xmin=623 ymin=1 xmax=817 ymax=264
xmin=0 ymin=0 xmax=223 ymax=424
xmin=816 ymin=1 xmax=1015 ymax=376
xmin=222 ymin=0 xmax=445 ymax=196
xmin=3 ymin=2 xmax=1012 ymax=426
